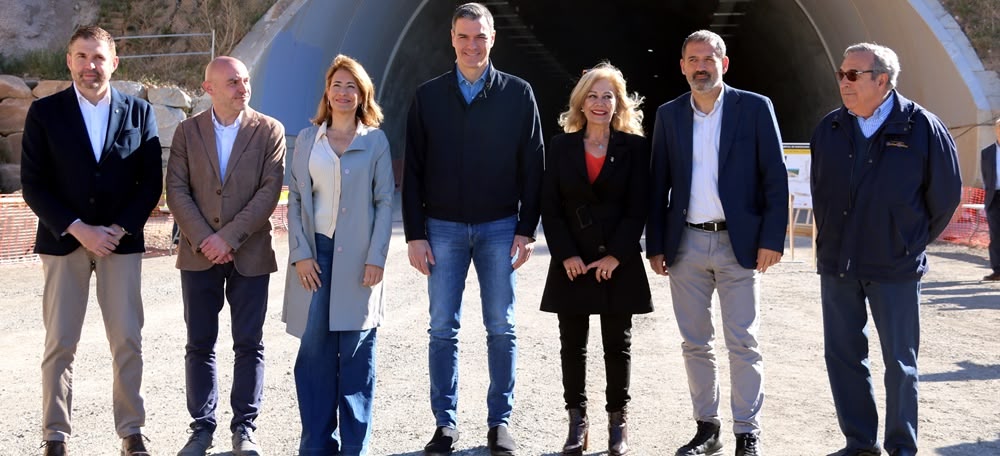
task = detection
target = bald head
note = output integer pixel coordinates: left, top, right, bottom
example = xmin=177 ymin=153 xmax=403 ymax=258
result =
xmin=202 ymin=56 xmax=251 ymax=124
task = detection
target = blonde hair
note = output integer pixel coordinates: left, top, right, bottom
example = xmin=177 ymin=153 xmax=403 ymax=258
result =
xmin=557 ymin=62 xmax=644 ymax=136
xmin=311 ymin=54 xmax=384 ymax=127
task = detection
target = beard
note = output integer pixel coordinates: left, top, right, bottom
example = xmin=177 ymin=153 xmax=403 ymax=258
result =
xmin=688 ymin=71 xmax=720 ymax=93
xmin=75 ymin=71 xmax=106 ymax=89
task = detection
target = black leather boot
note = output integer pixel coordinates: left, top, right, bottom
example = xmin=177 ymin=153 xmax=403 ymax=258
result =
xmin=608 ymin=408 xmax=629 ymax=455
xmin=562 ymin=408 xmax=588 ymax=455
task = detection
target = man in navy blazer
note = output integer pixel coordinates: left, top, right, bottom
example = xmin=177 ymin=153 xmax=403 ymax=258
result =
xmin=646 ymin=30 xmax=787 ymax=456
xmin=20 ymin=26 xmax=161 ymax=456
xmin=982 ymin=118 xmax=1000 ymax=281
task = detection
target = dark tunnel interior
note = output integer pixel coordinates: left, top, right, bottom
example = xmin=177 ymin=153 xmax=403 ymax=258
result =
xmin=382 ymin=0 xmax=843 ymax=146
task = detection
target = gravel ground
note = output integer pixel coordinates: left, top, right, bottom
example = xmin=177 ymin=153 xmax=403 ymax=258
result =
xmin=1 ymin=214 xmax=998 ymax=455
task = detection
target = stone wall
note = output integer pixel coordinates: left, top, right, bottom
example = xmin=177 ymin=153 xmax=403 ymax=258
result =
xmin=0 ymin=74 xmax=210 ymax=194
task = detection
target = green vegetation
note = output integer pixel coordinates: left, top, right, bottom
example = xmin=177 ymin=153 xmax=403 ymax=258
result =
xmin=0 ymin=49 xmax=69 ymax=80
xmin=941 ymin=0 xmax=999 ymax=73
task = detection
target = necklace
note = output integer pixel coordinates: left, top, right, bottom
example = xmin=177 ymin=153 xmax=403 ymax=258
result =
xmin=584 ymin=132 xmax=609 ymax=150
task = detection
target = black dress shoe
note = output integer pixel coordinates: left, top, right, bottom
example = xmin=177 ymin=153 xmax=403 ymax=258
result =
xmin=487 ymin=425 xmax=516 ymax=456
xmin=735 ymin=433 xmax=760 ymax=456
xmin=424 ymin=426 xmax=459 ymax=456
xmin=42 ymin=441 xmax=67 ymax=456
xmin=121 ymin=433 xmax=150 ymax=456
xmin=675 ymin=420 xmax=723 ymax=456
xmin=983 ymin=271 xmax=1000 ymax=281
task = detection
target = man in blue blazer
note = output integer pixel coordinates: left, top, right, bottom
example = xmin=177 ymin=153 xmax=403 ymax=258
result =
xmin=982 ymin=119 xmax=1000 ymax=281
xmin=646 ymin=30 xmax=788 ymax=456
xmin=20 ymin=26 xmax=162 ymax=456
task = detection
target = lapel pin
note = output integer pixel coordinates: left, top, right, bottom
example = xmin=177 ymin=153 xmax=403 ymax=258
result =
xmin=610 ymin=156 xmax=615 ymax=163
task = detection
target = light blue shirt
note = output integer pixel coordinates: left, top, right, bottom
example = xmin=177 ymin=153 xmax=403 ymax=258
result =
xmin=456 ymin=63 xmax=489 ymax=104
xmin=850 ymin=91 xmax=895 ymax=138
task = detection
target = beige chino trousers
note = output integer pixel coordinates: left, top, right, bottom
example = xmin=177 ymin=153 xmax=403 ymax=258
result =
xmin=40 ymin=247 xmax=145 ymax=441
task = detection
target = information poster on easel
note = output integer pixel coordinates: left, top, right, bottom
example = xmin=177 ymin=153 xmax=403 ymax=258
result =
xmin=783 ymin=143 xmax=814 ymax=263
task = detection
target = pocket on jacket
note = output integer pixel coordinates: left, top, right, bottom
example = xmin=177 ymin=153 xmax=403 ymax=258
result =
xmin=113 ymin=129 xmax=141 ymax=158
xmin=890 ymin=204 xmax=928 ymax=256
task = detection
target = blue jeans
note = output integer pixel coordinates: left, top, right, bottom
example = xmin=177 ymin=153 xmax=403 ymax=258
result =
xmin=426 ymin=216 xmax=517 ymax=428
xmin=821 ymin=275 xmax=920 ymax=455
xmin=295 ymin=233 xmax=377 ymax=456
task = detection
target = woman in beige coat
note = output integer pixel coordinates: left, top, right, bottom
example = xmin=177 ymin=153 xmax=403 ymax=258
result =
xmin=281 ymin=54 xmax=394 ymax=456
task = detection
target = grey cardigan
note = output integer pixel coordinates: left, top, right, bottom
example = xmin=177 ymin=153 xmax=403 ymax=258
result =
xmin=281 ymin=123 xmax=394 ymax=336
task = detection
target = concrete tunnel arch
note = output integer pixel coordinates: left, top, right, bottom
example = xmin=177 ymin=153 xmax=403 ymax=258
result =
xmin=233 ymin=0 xmax=1000 ymax=185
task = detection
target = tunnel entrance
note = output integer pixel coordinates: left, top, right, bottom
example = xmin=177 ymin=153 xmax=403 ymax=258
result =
xmin=381 ymin=0 xmax=842 ymax=145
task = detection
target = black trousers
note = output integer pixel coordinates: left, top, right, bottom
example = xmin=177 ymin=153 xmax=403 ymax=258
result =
xmin=988 ymin=193 xmax=1000 ymax=272
xmin=557 ymin=313 xmax=633 ymax=412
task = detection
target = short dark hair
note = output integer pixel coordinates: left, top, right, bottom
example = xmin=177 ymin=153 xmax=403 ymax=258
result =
xmin=452 ymin=2 xmax=494 ymax=30
xmin=68 ymin=25 xmax=116 ymax=55
xmin=681 ymin=30 xmax=726 ymax=58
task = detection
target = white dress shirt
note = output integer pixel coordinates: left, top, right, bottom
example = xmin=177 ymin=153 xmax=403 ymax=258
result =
xmin=309 ymin=122 xmax=346 ymax=238
xmin=211 ymin=109 xmax=243 ymax=181
xmin=688 ymin=90 xmax=726 ymax=224
xmin=73 ymin=84 xmax=111 ymax=162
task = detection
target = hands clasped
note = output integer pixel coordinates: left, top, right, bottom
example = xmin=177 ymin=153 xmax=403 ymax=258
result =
xmin=563 ymin=255 xmax=620 ymax=282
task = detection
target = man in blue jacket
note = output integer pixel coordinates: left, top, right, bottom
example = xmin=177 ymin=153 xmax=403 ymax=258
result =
xmin=980 ymin=118 xmax=1000 ymax=281
xmin=810 ymin=43 xmax=961 ymax=456
xmin=402 ymin=3 xmax=544 ymax=455
xmin=21 ymin=25 xmax=161 ymax=456
xmin=647 ymin=30 xmax=787 ymax=456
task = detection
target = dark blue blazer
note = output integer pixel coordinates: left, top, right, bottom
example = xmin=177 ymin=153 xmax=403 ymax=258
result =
xmin=21 ymin=86 xmax=163 ymax=255
xmin=983 ymin=143 xmax=998 ymax=209
xmin=646 ymin=85 xmax=788 ymax=269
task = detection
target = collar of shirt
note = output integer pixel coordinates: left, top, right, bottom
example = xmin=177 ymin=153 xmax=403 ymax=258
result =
xmin=73 ymin=83 xmax=112 ymax=108
xmin=849 ymin=91 xmax=895 ymax=138
xmin=456 ymin=62 xmax=490 ymax=103
xmin=313 ymin=121 xmax=365 ymax=147
xmin=690 ymin=88 xmax=724 ymax=118
xmin=211 ymin=108 xmax=243 ymax=131
xmin=73 ymin=83 xmax=111 ymax=161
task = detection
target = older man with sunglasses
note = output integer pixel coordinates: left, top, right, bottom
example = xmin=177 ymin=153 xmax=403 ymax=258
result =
xmin=809 ymin=43 xmax=961 ymax=456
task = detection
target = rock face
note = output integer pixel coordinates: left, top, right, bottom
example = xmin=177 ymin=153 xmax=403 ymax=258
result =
xmin=0 ymin=98 xmax=32 ymax=136
xmin=2 ymin=133 xmax=22 ymax=165
xmin=148 ymin=87 xmax=192 ymax=109
xmin=153 ymin=104 xmax=187 ymax=147
xmin=31 ymin=80 xmax=71 ymax=99
xmin=0 ymin=76 xmax=32 ymax=99
xmin=0 ymin=0 xmax=99 ymax=59
xmin=112 ymin=81 xmax=147 ymax=99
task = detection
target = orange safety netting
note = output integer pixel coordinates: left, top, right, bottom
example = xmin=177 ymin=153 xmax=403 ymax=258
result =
xmin=939 ymin=186 xmax=990 ymax=248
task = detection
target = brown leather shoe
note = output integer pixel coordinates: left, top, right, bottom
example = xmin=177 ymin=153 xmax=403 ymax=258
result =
xmin=42 ymin=441 xmax=67 ymax=456
xmin=121 ymin=433 xmax=151 ymax=456
xmin=983 ymin=272 xmax=1000 ymax=281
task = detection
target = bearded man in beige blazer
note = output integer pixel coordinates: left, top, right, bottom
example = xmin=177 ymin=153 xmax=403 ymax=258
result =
xmin=165 ymin=56 xmax=285 ymax=456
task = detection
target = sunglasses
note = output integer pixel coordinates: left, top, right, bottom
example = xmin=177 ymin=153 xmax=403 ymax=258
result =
xmin=836 ymin=69 xmax=877 ymax=82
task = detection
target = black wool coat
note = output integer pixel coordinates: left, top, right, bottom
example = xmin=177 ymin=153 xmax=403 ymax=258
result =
xmin=540 ymin=129 xmax=653 ymax=315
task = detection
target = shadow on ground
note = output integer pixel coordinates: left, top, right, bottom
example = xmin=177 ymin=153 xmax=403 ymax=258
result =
xmin=935 ymin=435 xmax=1000 ymax=455
xmin=921 ymin=361 xmax=1000 ymax=382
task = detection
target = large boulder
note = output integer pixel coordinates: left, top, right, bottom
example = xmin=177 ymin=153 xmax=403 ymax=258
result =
xmin=112 ymin=80 xmax=147 ymax=99
xmin=153 ymin=104 xmax=187 ymax=147
xmin=148 ymin=87 xmax=192 ymax=109
xmin=0 ymin=164 xmax=20 ymax=193
xmin=191 ymin=94 xmax=213 ymax=116
xmin=4 ymin=132 xmax=22 ymax=164
xmin=0 ymin=75 xmax=32 ymax=99
xmin=0 ymin=135 xmax=9 ymax=164
xmin=0 ymin=98 xmax=31 ymax=135
xmin=32 ymin=80 xmax=72 ymax=99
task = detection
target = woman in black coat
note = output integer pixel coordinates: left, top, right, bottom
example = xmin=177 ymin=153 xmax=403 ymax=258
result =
xmin=540 ymin=62 xmax=651 ymax=456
